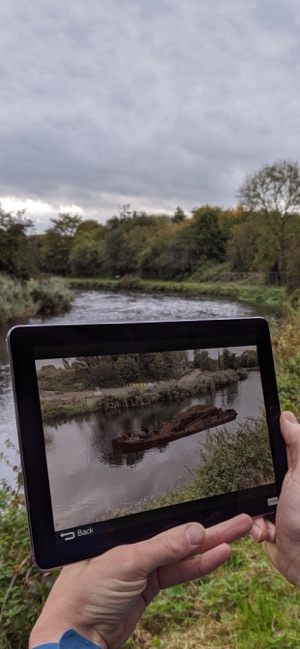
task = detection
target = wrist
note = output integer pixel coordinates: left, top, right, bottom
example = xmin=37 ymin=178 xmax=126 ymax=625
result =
xmin=29 ymin=623 xmax=107 ymax=649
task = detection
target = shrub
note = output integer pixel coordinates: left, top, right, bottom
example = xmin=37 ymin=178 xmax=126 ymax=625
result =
xmin=27 ymin=277 xmax=73 ymax=315
xmin=0 ymin=274 xmax=34 ymax=324
xmin=187 ymin=416 xmax=274 ymax=499
xmin=0 ymin=464 xmax=58 ymax=649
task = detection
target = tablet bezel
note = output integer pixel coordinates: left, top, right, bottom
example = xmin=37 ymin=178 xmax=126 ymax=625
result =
xmin=7 ymin=317 xmax=287 ymax=569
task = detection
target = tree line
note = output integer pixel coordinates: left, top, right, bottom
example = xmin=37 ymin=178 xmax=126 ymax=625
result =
xmin=3 ymin=160 xmax=300 ymax=284
xmin=38 ymin=348 xmax=256 ymax=393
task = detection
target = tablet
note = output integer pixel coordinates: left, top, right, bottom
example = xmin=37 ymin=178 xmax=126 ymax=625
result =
xmin=7 ymin=317 xmax=287 ymax=569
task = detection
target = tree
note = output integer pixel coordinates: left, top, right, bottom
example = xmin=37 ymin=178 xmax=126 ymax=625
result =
xmin=50 ymin=213 xmax=82 ymax=237
xmin=39 ymin=213 xmax=82 ymax=275
xmin=185 ymin=206 xmax=227 ymax=261
xmin=172 ymin=206 xmax=186 ymax=224
xmin=237 ymin=160 xmax=300 ymax=274
xmin=220 ymin=348 xmax=238 ymax=369
xmin=0 ymin=203 xmax=35 ymax=277
xmin=194 ymin=350 xmax=217 ymax=371
xmin=69 ymin=237 xmax=105 ymax=276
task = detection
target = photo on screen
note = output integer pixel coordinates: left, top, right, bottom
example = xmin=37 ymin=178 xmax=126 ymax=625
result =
xmin=35 ymin=345 xmax=275 ymax=532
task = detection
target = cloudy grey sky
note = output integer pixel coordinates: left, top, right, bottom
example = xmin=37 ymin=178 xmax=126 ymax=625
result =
xmin=1 ymin=0 xmax=300 ymax=230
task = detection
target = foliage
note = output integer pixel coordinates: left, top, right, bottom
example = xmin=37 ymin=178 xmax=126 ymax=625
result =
xmin=0 ymin=275 xmax=34 ymax=324
xmin=39 ymin=351 xmax=189 ymax=392
xmin=2 ymin=306 xmax=300 ymax=647
xmin=2 ymin=178 xmax=300 ymax=282
xmin=0 ymin=203 xmax=34 ymax=279
xmin=69 ymin=236 xmax=105 ymax=277
xmin=27 ymin=277 xmax=73 ymax=315
xmin=0 ymin=460 xmax=58 ymax=649
xmin=187 ymin=417 xmax=274 ymax=498
xmin=131 ymin=537 xmax=300 ymax=649
xmin=237 ymin=160 xmax=300 ymax=215
xmin=0 ymin=274 xmax=73 ymax=324
xmin=39 ymin=213 xmax=82 ymax=276
xmin=39 ymin=369 xmax=242 ymax=423
xmin=272 ymin=309 xmax=300 ymax=415
xmin=237 ymin=160 xmax=300 ymax=275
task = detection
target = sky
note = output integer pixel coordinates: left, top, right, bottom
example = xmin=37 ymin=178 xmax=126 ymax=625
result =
xmin=1 ymin=0 xmax=300 ymax=231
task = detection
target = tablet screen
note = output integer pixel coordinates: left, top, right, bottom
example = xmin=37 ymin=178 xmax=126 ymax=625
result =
xmin=35 ymin=343 xmax=275 ymax=541
xmin=8 ymin=318 xmax=286 ymax=567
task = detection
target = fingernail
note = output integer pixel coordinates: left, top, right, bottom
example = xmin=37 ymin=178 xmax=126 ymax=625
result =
xmin=251 ymin=522 xmax=261 ymax=542
xmin=185 ymin=523 xmax=204 ymax=546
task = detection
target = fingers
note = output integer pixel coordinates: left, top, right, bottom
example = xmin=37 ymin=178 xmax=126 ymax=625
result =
xmin=280 ymin=411 xmax=300 ymax=473
xmin=251 ymin=516 xmax=276 ymax=543
xmin=197 ymin=514 xmax=253 ymax=553
xmin=125 ymin=514 xmax=253 ymax=579
xmin=131 ymin=523 xmax=207 ymax=577
xmin=157 ymin=543 xmax=231 ymax=591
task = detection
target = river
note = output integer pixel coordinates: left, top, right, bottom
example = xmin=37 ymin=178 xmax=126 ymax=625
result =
xmin=0 ymin=289 xmax=259 ymax=488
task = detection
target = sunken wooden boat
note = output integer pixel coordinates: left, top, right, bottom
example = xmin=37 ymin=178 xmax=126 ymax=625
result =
xmin=111 ymin=404 xmax=237 ymax=453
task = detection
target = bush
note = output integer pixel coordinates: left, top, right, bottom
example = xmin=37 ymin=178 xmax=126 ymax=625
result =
xmin=27 ymin=277 xmax=73 ymax=315
xmin=0 ymin=464 xmax=58 ymax=649
xmin=0 ymin=274 xmax=34 ymax=324
xmin=187 ymin=416 xmax=275 ymax=498
xmin=0 ymin=273 xmax=73 ymax=324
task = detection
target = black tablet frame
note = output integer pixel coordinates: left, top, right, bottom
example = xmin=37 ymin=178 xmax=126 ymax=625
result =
xmin=7 ymin=317 xmax=287 ymax=569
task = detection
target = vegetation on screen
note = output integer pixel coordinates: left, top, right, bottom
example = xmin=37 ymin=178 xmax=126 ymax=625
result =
xmin=37 ymin=349 xmax=255 ymax=422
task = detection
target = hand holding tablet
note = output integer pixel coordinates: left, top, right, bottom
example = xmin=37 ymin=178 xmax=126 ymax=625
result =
xmin=7 ymin=317 xmax=287 ymax=569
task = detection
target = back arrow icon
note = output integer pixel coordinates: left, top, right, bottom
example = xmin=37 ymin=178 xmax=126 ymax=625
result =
xmin=60 ymin=531 xmax=75 ymax=541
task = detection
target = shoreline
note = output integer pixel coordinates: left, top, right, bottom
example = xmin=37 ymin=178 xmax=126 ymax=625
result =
xmin=40 ymin=368 xmax=248 ymax=423
xmin=67 ymin=276 xmax=288 ymax=313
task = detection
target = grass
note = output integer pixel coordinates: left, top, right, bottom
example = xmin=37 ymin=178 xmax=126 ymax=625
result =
xmin=67 ymin=276 xmax=288 ymax=313
xmin=2 ymin=296 xmax=300 ymax=648
xmin=127 ymin=537 xmax=300 ymax=649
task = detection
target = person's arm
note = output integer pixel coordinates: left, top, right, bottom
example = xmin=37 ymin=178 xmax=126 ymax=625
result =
xmin=30 ymin=514 xmax=252 ymax=649
xmin=252 ymin=411 xmax=300 ymax=587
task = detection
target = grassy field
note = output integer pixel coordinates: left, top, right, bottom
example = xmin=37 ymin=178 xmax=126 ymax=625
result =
xmin=127 ymin=537 xmax=300 ymax=649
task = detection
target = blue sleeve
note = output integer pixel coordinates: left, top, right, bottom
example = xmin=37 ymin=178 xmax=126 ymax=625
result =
xmin=33 ymin=628 xmax=102 ymax=648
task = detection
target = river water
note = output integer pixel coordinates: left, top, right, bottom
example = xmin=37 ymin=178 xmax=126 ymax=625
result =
xmin=0 ymin=290 xmax=259 ymax=490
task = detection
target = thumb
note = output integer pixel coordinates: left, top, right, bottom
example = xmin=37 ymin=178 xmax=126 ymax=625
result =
xmin=280 ymin=411 xmax=300 ymax=473
xmin=132 ymin=523 xmax=206 ymax=576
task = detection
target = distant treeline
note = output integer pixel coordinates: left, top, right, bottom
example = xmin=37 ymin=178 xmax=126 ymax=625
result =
xmin=3 ymin=160 xmax=300 ymax=285
xmin=38 ymin=348 xmax=257 ymax=392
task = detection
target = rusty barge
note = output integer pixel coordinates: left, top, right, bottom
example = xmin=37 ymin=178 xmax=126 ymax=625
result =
xmin=111 ymin=404 xmax=237 ymax=453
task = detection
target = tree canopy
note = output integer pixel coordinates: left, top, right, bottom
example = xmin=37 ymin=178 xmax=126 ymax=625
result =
xmin=2 ymin=162 xmax=300 ymax=284
xmin=237 ymin=160 xmax=300 ymax=216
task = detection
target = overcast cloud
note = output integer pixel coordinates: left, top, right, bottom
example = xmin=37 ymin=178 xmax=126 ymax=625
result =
xmin=1 ymin=0 xmax=300 ymax=230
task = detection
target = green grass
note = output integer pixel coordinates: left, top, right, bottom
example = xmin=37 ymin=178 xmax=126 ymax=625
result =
xmin=127 ymin=538 xmax=300 ymax=649
xmin=2 ymin=306 xmax=300 ymax=648
xmin=67 ymin=276 xmax=288 ymax=313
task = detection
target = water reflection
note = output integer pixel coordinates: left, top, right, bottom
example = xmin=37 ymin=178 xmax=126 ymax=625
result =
xmin=42 ymin=371 xmax=266 ymax=530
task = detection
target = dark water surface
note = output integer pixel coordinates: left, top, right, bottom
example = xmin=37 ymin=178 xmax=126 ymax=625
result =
xmin=45 ymin=371 xmax=264 ymax=530
xmin=0 ymin=290 xmax=257 ymax=484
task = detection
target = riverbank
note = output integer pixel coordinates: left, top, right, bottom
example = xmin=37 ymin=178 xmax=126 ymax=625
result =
xmin=68 ymin=276 xmax=288 ymax=313
xmin=40 ymin=368 xmax=247 ymax=423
